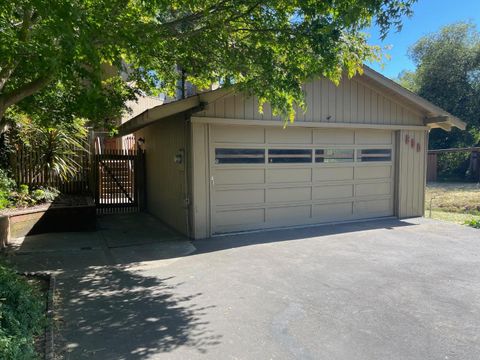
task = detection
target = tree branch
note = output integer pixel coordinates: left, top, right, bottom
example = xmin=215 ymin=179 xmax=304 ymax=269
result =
xmin=0 ymin=63 xmax=18 ymax=92
xmin=1 ymin=75 xmax=52 ymax=109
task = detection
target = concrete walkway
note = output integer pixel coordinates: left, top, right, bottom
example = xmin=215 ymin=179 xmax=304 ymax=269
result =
xmin=6 ymin=215 xmax=480 ymax=359
xmin=8 ymin=212 xmax=195 ymax=273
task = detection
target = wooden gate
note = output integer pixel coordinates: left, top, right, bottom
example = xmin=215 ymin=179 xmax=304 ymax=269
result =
xmin=94 ymin=149 xmax=145 ymax=213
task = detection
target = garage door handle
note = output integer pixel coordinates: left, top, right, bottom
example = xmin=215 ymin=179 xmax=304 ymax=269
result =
xmin=210 ymin=176 xmax=215 ymax=186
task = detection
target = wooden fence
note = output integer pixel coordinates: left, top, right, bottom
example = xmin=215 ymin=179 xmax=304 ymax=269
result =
xmin=10 ymin=146 xmax=90 ymax=194
xmin=427 ymin=147 xmax=480 ymax=182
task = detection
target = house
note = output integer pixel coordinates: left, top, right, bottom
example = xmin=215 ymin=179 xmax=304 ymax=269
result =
xmin=118 ymin=66 xmax=465 ymax=239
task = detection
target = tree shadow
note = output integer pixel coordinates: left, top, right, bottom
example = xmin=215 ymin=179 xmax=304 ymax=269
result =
xmin=57 ymin=265 xmax=221 ymax=359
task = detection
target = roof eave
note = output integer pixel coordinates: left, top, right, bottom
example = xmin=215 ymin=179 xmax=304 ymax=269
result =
xmin=361 ymin=66 xmax=467 ymax=131
xmin=117 ymin=88 xmax=233 ymax=136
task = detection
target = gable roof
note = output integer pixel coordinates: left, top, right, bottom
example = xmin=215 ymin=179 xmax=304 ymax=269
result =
xmin=359 ymin=66 xmax=465 ymax=131
xmin=117 ymin=67 xmax=466 ymax=136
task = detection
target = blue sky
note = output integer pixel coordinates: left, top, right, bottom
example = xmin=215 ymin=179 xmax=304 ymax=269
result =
xmin=366 ymin=0 xmax=480 ymax=79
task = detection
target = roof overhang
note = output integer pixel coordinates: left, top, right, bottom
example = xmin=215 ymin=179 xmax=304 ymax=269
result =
xmin=118 ymin=66 xmax=466 ymax=136
xmin=117 ymin=88 xmax=233 ymax=136
xmin=359 ymin=66 xmax=466 ymax=131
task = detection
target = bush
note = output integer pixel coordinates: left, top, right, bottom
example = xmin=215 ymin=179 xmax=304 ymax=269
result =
xmin=0 ymin=170 xmax=16 ymax=210
xmin=31 ymin=187 xmax=60 ymax=203
xmin=3 ymin=185 xmax=60 ymax=210
xmin=0 ymin=264 xmax=45 ymax=359
xmin=437 ymin=152 xmax=471 ymax=181
xmin=0 ymin=170 xmax=16 ymax=193
xmin=465 ymin=219 xmax=480 ymax=229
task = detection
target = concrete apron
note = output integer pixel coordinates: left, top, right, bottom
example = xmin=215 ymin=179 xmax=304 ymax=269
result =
xmin=6 ymin=212 xmax=196 ymax=275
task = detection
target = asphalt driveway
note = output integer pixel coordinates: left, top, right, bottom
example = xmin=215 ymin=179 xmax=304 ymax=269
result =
xmin=7 ymin=214 xmax=480 ymax=359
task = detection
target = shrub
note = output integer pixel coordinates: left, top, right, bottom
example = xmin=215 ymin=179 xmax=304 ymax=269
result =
xmin=30 ymin=187 xmax=60 ymax=203
xmin=8 ymin=185 xmax=32 ymax=208
xmin=465 ymin=219 xmax=480 ymax=229
xmin=5 ymin=185 xmax=60 ymax=210
xmin=0 ymin=170 xmax=16 ymax=210
xmin=0 ymin=170 xmax=16 ymax=193
xmin=0 ymin=264 xmax=45 ymax=359
xmin=437 ymin=152 xmax=471 ymax=181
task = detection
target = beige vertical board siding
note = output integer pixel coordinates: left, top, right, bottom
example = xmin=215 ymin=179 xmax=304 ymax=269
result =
xmin=190 ymin=122 xmax=210 ymax=238
xmin=371 ymin=92 xmax=378 ymax=123
xmin=196 ymin=76 xmax=424 ymax=126
xmin=305 ymin=82 xmax=313 ymax=121
xmin=224 ymin=95 xmax=236 ymax=118
xmin=134 ymin=114 xmax=188 ymax=234
xmin=343 ymin=78 xmax=351 ymax=122
xmin=396 ymin=129 xmax=427 ymax=217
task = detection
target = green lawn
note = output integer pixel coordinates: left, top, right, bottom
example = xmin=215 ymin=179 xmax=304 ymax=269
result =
xmin=425 ymin=183 xmax=480 ymax=226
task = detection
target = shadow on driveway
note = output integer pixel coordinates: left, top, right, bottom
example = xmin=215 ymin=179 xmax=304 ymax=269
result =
xmin=59 ymin=266 xmax=221 ymax=359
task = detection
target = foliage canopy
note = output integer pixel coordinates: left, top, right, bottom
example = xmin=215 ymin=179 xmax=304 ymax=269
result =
xmin=1 ymin=0 xmax=415 ymax=127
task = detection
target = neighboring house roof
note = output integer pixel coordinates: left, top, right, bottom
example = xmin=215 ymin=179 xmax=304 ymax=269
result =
xmin=120 ymin=94 xmax=165 ymax=125
xmin=117 ymin=67 xmax=466 ymax=136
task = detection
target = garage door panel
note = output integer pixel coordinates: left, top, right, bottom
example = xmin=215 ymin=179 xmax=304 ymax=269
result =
xmin=313 ymin=202 xmax=353 ymax=220
xmin=313 ymin=184 xmax=353 ymax=200
xmin=215 ymin=208 xmax=265 ymax=228
xmin=355 ymin=199 xmax=392 ymax=216
xmin=267 ymin=206 xmax=311 ymax=225
xmin=355 ymin=130 xmax=392 ymax=145
xmin=313 ymin=129 xmax=354 ymax=144
xmin=355 ymin=165 xmax=391 ymax=180
xmin=215 ymin=168 xmax=265 ymax=185
xmin=266 ymin=127 xmax=312 ymax=144
xmin=216 ymin=189 xmax=265 ymax=206
xmin=267 ymin=168 xmax=311 ymax=183
xmin=266 ymin=187 xmax=311 ymax=203
xmin=313 ymin=167 xmax=354 ymax=182
xmin=212 ymin=125 xmax=265 ymax=143
xmin=356 ymin=182 xmax=391 ymax=197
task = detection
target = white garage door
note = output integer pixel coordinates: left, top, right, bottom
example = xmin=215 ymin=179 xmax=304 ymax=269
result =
xmin=209 ymin=125 xmax=395 ymax=234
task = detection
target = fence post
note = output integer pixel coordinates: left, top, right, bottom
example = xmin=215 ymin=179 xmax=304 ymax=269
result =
xmin=136 ymin=150 xmax=146 ymax=211
xmin=427 ymin=152 xmax=437 ymax=182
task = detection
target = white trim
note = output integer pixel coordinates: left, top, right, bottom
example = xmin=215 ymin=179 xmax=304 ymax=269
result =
xmin=191 ymin=116 xmax=429 ymax=131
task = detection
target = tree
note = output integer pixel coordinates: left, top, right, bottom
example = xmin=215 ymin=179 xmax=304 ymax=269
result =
xmin=399 ymin=22 xmax=480 ymax=149
xmin=1 ymin=0 xmax=415 ymax=128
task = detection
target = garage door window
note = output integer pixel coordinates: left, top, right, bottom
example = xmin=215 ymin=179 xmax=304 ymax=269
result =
xmin=268 ymin=149 xmax=312 ymax=163
xmin=215 ymin=148 xmax=265 ymax=164
xmin=315 ymin=149 xmax=354 ymax=163
xmin=357 ymin=149 xmax=392 ymax=162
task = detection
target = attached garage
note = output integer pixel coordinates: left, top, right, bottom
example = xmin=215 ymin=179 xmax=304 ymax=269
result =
xmin=119 ymin=66 xmax=465 ymax=239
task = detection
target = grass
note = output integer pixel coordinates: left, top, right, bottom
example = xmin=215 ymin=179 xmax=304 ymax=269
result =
xmin=425 ymin=182 xmax=480 ymax=226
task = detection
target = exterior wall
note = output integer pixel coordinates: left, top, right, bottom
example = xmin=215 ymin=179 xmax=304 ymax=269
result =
xmin=396 ymin=129 xmax=428 ymax=218
xmin=135 ymin=114 xmax=188 ymax=235
xmin=190 ymin=122 xmax=210 ymax=239
xmin=196 ymin=77 xmax=424 ymax=126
